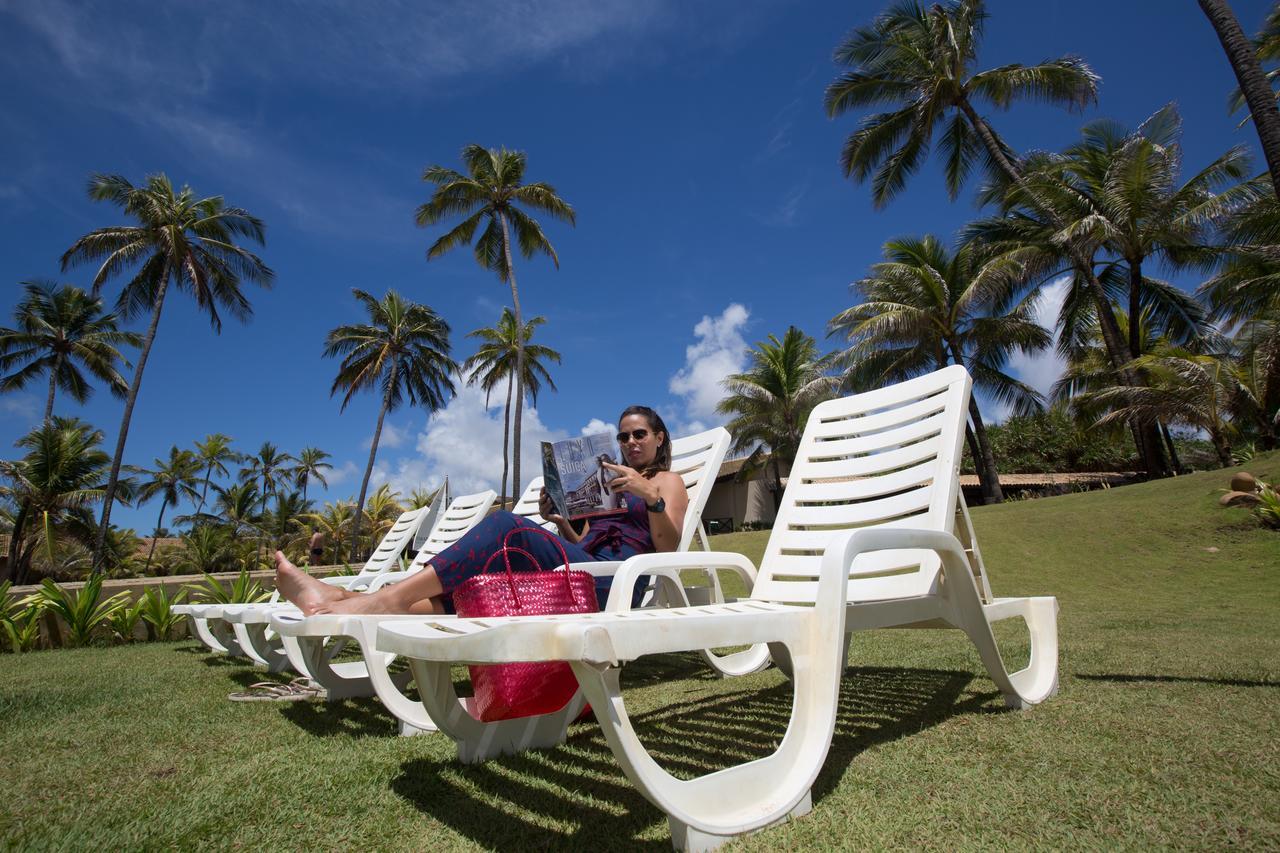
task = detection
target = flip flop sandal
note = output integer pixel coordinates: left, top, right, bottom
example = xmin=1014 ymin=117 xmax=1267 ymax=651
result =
xmin=229 ymin=678 xmax=326 ymax=702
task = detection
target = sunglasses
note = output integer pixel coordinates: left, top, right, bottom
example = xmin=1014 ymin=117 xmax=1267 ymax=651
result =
xmin=616 ymin=429 xmax=651 ymax=444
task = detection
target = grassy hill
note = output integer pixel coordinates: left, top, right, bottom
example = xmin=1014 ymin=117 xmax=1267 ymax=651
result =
xmin=1 ymin=455 xmax=1277 ymax=849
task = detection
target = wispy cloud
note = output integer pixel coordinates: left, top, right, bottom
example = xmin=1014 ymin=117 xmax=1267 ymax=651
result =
xmin=755 ymin=180 xmax=809 ymax=228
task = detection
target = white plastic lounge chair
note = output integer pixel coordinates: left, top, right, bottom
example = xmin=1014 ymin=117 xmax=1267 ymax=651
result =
xmin=271 ymin=427 xmax=733 ymax=745
xmin=377 ymin=367 xmax=1059 ymax=850
xmin=175 ymin=499 xmax=438 ymax=660
xmin=222 ymin=490 xmax=496 ymax=674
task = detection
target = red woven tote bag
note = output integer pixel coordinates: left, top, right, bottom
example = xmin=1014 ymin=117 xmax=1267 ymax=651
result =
xmin=451 ymin=526 xmax=599 ymax=722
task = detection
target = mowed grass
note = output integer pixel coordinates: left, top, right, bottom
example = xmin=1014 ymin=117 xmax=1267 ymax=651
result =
xmin=2 ymin=455 xmax=1278 ymax=850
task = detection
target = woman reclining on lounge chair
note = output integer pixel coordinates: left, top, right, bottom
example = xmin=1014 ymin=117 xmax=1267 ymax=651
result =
xmin=273 ymin=405 xmax=689 ymax=616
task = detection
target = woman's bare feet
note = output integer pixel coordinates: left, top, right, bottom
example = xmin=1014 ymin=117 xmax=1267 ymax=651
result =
xmin=273 ymin=551 xmax=348 ymax=614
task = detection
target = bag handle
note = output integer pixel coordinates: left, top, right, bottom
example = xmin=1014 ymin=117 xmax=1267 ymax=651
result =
xmin=475 ymin=526 xmax=582 ymax=611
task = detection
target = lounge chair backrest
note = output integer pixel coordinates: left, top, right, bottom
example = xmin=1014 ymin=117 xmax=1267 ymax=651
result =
xmin=752 ymin=365 xmax=971 ymax=606
xmin=510 ymin=477 xmax=555 ymax=531
xmin=668 ymin=427 xmax=731 ymax=550
xmin=358 ymin=505 xmax=432 ymax=577
xmin=409 ymin=490 xmax=498 ymax=566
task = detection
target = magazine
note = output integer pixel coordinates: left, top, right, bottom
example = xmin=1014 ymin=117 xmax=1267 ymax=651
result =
xmin=541 ymin=433 xmax=627 ymax=521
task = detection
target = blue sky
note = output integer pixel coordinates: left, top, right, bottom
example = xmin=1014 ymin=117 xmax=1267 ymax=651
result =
xmin=0 ymin=0 xmax=1270 ymax=530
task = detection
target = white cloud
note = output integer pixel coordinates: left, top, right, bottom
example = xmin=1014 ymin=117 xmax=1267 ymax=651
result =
xmin=580 ymin=418 xmax=611 ymax=436
xmin=369 ymin=384 xmax=570 ymax=499
xmin=0 ymin=394 xmax=39 ymax=422
xmin=321 ymin=460 xmax=360 ymax=492
xmin=668 ymin=303 xmax=750 ymax=429
xmin=366 ymin=421 xmax=409 ymax=450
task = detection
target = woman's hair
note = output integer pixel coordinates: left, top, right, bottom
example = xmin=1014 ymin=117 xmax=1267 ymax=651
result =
xmin=618 ymin=405 xmax=671 ymax=475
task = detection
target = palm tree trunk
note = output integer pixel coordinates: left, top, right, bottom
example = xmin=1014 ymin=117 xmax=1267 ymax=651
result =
xmin=501 ymin=373 xmax=513 ymax=507
xmin=197 ymin=466 xmax=213 ymax=515
xmin=44 ymin=354 xmax=62 ymax=422
xmin=144 ymin=500 xmax=168 ymax=573
xmin=498 ymin=212 xmax=526 ymax=504
xmin=967 ymin=398 xmax=1004 ymax=503
xmin=769 ymin=455 xmax=784 ymax=512
xmin=1161 ymin=424 xmax=1183 ymax=473
xmin=1199 ymin=0 xmax=1280 ymax=197
xmin=1127 ymin=258 xmax=1143 ymax=359
xmin=350 ymin=364 xmax=396 ymax=562
xmin=92 ymin=274 xmax=170 ymax=574
xmin=962 ymin=427 xmax=988 ymax=506
xmin=1211 ymin=429 xmax=1234 ymax=467
xmin=5 ymin=504 xmax=29 ymax=584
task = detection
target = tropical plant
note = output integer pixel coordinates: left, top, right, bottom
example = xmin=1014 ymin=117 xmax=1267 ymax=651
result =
xmin=239 ymin=442 xmax=295 ymax=515
xmin=211 ymin=481 xmax=262 ymax=538
xmin=184 ymin=568 xmax=271 ymax=605
xmin=259 ymin=490 xmax=310 ymax=551
xmin=715 ymin=327 xmax=837 ymax=510
xmin=1255 ymin=485 xmax=1280 ymax=529
xmin=0 ymin=281 xmax=140 ymax=421
xmin=417 ymin=144 xmax=575 ymax=503
xmin=0 ymin=417 xmax=123 ymax=584
xmin=829 ymin=235 xmax=1050 ymax=503
xmin=61 ymin=173 xmax=273 ymax=571
xmin=1084 ymin=350 xmax=1260 ymax=467
xmin=106 ymin=595 xmax=146 ymax=643
xmin=1200 ymin=0 xmax=1280 ymax=196
xmin=462 ymin=309 xmax=561 ymax=504
xmin=407 ymin=485 xmax=440 ymax=510
xmin=2 ymin=607 xmax=41 ymax=653
xmin=29 ymin=575 xmax=130 ymax=647
xmin=136 ymin=446 xmax=202 ymax=572
xmin=139 ymin=586 xmax=187 ymax=641
xmin=172 ymin=525 xmax=244 ymax=575
xmin=192 ymin=433 xmax=240 ymax=515
xmin=325 ymin=289 xmax=456 ymax=561
xmin=362 ymin=483 xmax=404 ymax=546
xmin=293 ymin=447 xmax=332 ymax=505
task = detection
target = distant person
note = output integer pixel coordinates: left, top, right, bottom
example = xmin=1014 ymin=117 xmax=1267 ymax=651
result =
xmin=272 ymin=406 xmax=688 ymax=615
xmin=308 ymin=529 xmax=325 ymax=565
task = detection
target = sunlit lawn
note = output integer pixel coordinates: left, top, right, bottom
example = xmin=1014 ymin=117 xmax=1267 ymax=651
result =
xmin=1 ymin=455 xmax=1278 ymax=849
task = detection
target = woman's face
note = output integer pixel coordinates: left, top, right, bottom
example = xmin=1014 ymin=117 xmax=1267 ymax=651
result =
xmin=617 ymin=413 xmax=661 ymax=469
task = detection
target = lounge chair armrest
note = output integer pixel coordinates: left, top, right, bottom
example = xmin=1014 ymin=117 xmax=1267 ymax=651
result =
xmin=600 ymin=551 xmax=759 ymax=612
xmin=363 ymin=571 xmax=414 ymax=592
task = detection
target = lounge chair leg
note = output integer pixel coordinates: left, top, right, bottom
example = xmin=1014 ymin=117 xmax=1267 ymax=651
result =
xmin=668 ymin=790 xmax=812 ymax=852
xmin=234 ymin=622 xmax=290 ymax=672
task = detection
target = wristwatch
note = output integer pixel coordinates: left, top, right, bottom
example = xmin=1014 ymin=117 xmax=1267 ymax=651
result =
xmin=646 ymin=496 xmax=666 ymax=514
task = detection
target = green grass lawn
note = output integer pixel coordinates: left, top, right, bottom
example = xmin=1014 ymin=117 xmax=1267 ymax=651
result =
xmin=2 ymin=456 xmax=1278 ymax=849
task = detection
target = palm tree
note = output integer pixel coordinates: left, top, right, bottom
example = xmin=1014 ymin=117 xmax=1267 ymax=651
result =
xmin=969 ymin=107 xmax=1247 ymax=474
xmin=823 ymin=0 xmax=1163 ymax=457
xmin=828 ymin=235 xmax=1051 ymax=503
xmin=259 ymin=490 xmax=311 ymax=552
xmin=192 ymin=433 xmax=240 ymax=515
xmin=0 ymin=417 xmax=120 ymax=584
xmin=1200 ymin=189 xmax=1280 ymax=446
xmin=212 ymin=481 xmax=262 ymax=540
xmin=136 ymin=446 xmax=201 ymax=572
xmin=238 ymin=442 xmax=295 ymax=517
xmin=416 ymin=145 xmax=575 ymax=503
xmin=325 ymin=289 xmax=456 ymax=561
xmin=715 ymin=327 xmax=838 ymax=511
xmin=1086 ymin=349 xmax=1260 ymax=468
xmin=1233 ymin=308 xmax=1280 ymax=445
xmin=362 ymin=483 xmax=404 ymax=550
xmin=462 ymin=309 xmax=561 ymax=505
xmin=0 ymin=281 xmax=140 ymax=421
xmin=407 ymin=485 xmax=441 ymax=510
xmin=61 ymin=173 xmax=273 ymax=572
xmin=1199 ymin=0 xmax=1280 ymax=196
xmin=293 ymin=446 xmax=333 ymax=505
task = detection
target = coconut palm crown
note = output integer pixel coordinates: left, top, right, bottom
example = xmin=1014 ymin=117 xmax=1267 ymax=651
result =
xmin=0 ymin=281 xmax=140 ymax=421
xmin=416 ymin=144 xmax=574 ymax=503
xmin=61 ymin=173 xmax=272 ymax=572
xmin=325 ymin=289 xmax=457 ymax=561
xmin=824 ymin=0 xmax=1098 ymax=206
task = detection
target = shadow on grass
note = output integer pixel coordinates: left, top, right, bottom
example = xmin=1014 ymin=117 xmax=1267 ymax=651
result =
xmin=1077 ymin=672 xmax=1279 ymax=689
xmin=390 ymin=665 xmax=998 ymax=849
xmin=279 ymin=696 xmax=400 ymax=737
